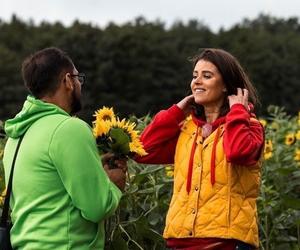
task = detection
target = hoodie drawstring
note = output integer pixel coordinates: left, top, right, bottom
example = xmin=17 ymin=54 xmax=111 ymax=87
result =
xmin=186 ymin=126 xmax=199 ymax=194
xmin=186 ymin=125 xmax=222 ymax=194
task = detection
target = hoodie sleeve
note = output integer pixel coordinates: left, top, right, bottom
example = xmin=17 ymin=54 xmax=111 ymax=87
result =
xmin=49 ymin=117 xmax=122 ymax=223
xmin=135 ymin=105 xmax=185 ymax=164
xmin=224 ymin=103 xmax=264 ymax=165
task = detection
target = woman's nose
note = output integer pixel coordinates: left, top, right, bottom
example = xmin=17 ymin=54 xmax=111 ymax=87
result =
xmin=193 ymin=76 xmax=201 ymax=84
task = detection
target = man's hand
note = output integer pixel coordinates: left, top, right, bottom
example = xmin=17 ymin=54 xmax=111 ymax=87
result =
xmin=102 ymin=153 xmax=127 ymax=191
xmin=101 ymin=153 xmax=128 ymax=173
xmin=228 ymin=88 xmax=249 ymax=109
xmin=103 ymin=167 xmax=126 ymax=191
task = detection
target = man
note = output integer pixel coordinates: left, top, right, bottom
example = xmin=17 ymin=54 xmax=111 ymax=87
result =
xmin=3 ymin=47 xmax=126 ymax=249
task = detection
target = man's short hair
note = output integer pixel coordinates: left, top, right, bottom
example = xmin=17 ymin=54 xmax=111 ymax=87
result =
xmin=22 ymin=47 xmax=74 ymax=98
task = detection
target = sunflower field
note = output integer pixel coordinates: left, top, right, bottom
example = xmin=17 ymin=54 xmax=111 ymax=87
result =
xmin=257 ymin=106 xmax=300 ymax=250
xmin=0 ymin=107 xmax=299 ymax=250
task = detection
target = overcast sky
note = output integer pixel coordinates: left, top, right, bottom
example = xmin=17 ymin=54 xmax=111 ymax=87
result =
xmin=1 ymin=0 xmax=300 ymax=32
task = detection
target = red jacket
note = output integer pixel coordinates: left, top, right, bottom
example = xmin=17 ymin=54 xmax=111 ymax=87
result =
xmin=137 ymin=103 xmax=263 ymax=166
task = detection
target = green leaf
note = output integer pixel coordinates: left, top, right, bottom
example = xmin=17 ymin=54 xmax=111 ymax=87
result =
xmin=108 ymin=228 xmax=128 ymax=250
xmin=139 ymin=165 xmax=165 ymax=175
xmin=111 ymin=236 xmax=128 ymax=250
xmin=276 ymin=167 xmax=297 ymax=175
xmin=295 ymin=218 xmax=300 ymax=225
xmin=109 ymin=127 xmax=130 ymax=155
xmin=283 ymin=196 xmax=300 ymax=209
xmin=148 ymin=212 xmax=160 ymax=226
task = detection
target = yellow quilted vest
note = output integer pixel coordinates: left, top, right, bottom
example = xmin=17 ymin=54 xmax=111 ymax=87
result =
xmin=163 ymin=118 xmax=262 ymax=247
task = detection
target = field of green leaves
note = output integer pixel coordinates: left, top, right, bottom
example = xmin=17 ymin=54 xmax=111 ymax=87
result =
xmin=0 ymin=107 xmax=299 ymax=250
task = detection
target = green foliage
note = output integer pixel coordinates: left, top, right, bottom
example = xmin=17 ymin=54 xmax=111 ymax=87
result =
xmin=1 ymin=13 xmax=300 ymax=245
xmin=105 ymin=162 xmax=172 ymax=250
xmin=105 ymin=115 xmax=172 ymax=249
xmin=258 ymin=106 xmax=300 ymax=250
xmin=1 ymin=14 xmax=300 ymax=122
xmin=0 ymin=121 xmax=7 ymax=207
xmin=0 ymin=109 xmax=299 ymax=249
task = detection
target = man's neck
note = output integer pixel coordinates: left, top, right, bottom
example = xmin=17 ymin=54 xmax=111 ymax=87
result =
xmin=41 ymin=93 xmax=70 ymax=114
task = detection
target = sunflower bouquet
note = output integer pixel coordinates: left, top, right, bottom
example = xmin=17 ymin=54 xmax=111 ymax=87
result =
xmin=92 ymin=106 xmax=147 ymax=167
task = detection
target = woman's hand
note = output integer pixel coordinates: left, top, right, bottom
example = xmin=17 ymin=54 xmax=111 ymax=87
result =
xmin=176 ymin=94 xmax=195 ymax=117
xmin=228 ymin=88 xmax=249 ymax=109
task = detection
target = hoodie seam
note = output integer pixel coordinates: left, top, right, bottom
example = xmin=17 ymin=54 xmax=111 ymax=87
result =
xmin=47 ymin=116 xmax=72 ymax=161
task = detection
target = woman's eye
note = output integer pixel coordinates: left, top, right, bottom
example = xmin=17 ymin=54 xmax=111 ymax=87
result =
xmin=192 ymin=75 xmax=197 ymax=79
xmin=203 ymin=74 xmax=211 ymax=79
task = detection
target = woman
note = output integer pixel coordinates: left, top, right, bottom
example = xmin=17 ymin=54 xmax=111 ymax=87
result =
xmin=136 ymin=48 xmax=264 ymax=250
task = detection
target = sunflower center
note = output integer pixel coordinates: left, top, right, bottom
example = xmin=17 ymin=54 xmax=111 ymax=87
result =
xmin=103 ymin=115 xmax=112 ymax=121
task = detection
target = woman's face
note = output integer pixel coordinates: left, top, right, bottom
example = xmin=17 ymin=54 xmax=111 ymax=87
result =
xmin=191 ymin=59 xmax=226 ymax=110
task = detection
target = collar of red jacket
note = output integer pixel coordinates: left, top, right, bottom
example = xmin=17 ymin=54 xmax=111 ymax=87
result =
xmin=191 ymin=112 xmax=226 ymax=130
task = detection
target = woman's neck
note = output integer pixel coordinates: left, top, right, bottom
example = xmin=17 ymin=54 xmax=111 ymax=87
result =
xmin=204 ymin=107 xmax=220 ymax=123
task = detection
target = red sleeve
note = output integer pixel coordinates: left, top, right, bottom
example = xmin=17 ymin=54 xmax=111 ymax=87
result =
xmin=135 ymin=104 xmax=185 ymax=164
xmin=224 ymin=104 xmax=264 ymax=166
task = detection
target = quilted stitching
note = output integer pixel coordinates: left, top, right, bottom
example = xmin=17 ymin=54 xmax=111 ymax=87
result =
xmin=163 ymin=119 xmax=261 ymax=248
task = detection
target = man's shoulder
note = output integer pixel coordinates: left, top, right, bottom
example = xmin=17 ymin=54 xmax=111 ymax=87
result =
xmin=53 ymin=116 xmax=92 ymax=137
xmin=41 ymin=114 xmax=87 ymax=128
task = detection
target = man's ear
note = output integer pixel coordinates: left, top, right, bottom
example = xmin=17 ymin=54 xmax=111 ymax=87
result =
xmin=63 ymin=73 xmax=74 ymax=91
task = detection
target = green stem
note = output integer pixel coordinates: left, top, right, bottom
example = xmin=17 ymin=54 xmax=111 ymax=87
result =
xmin=297 ymin=223 xmax=300 ymax=249
xmin=118 ymin=224 xmax=144 ymax=249
xmin=265 ymin=214 xmax=269 ymax=250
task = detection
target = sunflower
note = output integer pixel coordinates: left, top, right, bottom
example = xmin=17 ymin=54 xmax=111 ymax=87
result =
xmin=264 ymin=139 xmax=273 ymax=160
xmin=108 ymin=117 xmax=147 ymax=156
xmin=296 ymin=130 xmax=300 ymax=140
xmin=0 ymin=188 xmax=6 ymax=207
xmin=285 ymin=133 xmax=296 ymax=145
xmin=92 ymin=106 xmax=147 ymax=157
xmin=259 ymin=119 xmax=267 ymax=127
xmin=110 ymin=118 xmax=137 ymax=138
xmin=129 ymin=141 xmax=147 ymax=156
xmin=94 ymin=106 xmax=115 ymax=121
xmin=93 ymin=119 xmax=110 ymax=137
xmin=294 ymin=149 xmax=300 ymax=162
xmin=271 ymin=122 xmax=279 ymax=131
xmin=165 ymin=165 xmax=174 ymax=178
xmin=166 ymin=171 xmax=174 ymax=178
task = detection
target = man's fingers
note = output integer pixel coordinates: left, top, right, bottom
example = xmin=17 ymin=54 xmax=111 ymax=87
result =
xmin=101 ymin=152 xmax=114 ymax=163
xmin=115 ymin=160 xmax=128 ymax=173
xmin=103 ymin=163 xmax=110 ymax=171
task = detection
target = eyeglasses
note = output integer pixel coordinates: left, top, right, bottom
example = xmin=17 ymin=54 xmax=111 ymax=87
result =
xmin=70 ymin=73 xmax=85 ymax=86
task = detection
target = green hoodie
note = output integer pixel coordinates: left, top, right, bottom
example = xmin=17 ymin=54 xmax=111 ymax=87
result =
xmin=3 ymin=96 xmax=122 ymax=250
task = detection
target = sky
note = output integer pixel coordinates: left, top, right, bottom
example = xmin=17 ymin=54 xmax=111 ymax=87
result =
xmin=1 ymin=0 xmax=300 ymax=32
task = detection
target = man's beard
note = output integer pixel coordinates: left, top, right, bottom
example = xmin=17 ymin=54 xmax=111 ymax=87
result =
xmin=70 ymin=88 xmax=82 ymax=115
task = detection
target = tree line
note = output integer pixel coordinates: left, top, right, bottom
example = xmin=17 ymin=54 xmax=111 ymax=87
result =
xmin=0 ymin=14 xmax=299 ymax=123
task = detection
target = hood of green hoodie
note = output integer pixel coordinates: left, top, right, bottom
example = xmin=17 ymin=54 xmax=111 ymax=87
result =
xmin=5 ymin=95 xmax=70 ymax=138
